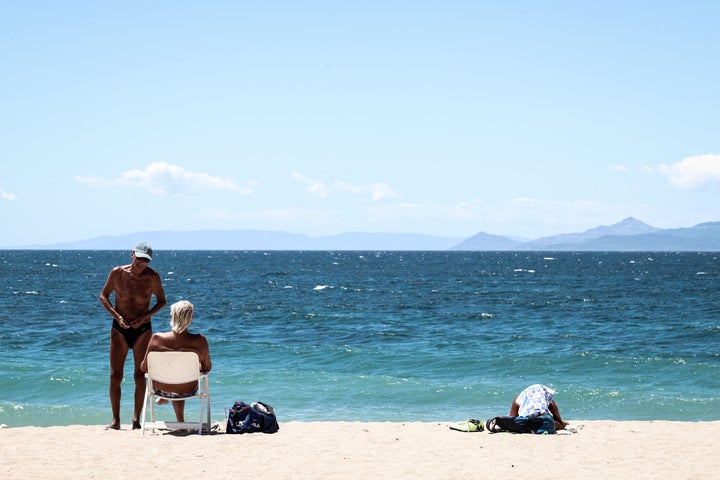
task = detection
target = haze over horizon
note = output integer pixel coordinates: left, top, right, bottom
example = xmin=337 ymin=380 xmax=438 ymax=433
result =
xmin=11 ymin=215 xmax=720 ymax=252
xmin=2 ymin=2 xmax=719 ymax=248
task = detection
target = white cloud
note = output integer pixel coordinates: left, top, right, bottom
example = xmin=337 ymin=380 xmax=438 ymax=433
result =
xmin=513 ymin=197 xmax=540 ymax=204
xmin=609 ymin=164 xmax=628 ymax=172
xmin=332 ymin=180 xmax=362 ymax=194
xmin=76 ymin=162 xmax=249 ymax=196
xmin=291 ymin=173 xmax=398 ymax=201
xmin=368 ymin=182 xmax=398 ymax=201
xmin=292 ymin=173 xmax=330 ymax=198
xmin=1 ymin=187 xmax=16 ymax=200
xmin=659 ymin=154 xmax=720 ymax=190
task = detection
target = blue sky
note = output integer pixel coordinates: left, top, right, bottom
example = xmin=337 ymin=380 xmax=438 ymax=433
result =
xmin=2 ymin=1 xmax=719 ymax=247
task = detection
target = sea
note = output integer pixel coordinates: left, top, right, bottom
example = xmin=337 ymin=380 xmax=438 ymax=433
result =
xmin=1 ymin=250 xmax=718 ymax=427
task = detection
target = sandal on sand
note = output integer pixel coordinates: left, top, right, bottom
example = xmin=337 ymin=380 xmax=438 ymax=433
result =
xmin=485 ymin=417 xmax=502 ymax=433
xmin=449 ymin=419 xmax=484 ymax=432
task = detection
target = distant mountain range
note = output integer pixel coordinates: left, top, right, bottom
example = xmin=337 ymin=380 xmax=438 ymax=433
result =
xmin=454 ymin=217 xmax=720 ymax=251
xmin=10 ymin=217 xmax=720 ymax=251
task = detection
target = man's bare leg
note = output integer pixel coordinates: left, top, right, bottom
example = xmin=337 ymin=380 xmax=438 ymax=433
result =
xmin=107 ymin=329 xmax=128 ymax=430
xmin=131 ymin=329 xmax=153 ymax=430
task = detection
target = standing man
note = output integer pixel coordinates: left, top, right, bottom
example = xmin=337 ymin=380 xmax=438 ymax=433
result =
xmin=100 ymin=242 xmax=166 ymax=430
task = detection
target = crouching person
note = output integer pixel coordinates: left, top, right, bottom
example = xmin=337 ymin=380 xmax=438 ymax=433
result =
xmin=486 ymin=384 xmax=568 ymax=434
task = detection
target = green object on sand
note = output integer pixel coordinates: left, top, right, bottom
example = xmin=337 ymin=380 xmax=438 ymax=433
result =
xmin=449 ymin=419 xmax=484 ymax=432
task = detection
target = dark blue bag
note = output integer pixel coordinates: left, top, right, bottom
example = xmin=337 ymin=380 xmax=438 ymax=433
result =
xmin=486 ymin=415 xmax=553 ymax=434
xmin=226 ymin=400 xmax=279 ymax=434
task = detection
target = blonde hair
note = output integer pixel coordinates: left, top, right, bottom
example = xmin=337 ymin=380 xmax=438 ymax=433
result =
xmin=170 ymin=300 xmax=194 ymax=334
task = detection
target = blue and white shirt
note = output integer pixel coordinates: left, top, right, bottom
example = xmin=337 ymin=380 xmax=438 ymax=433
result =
xmin=516 ymin=384 xmax=556 ymax=417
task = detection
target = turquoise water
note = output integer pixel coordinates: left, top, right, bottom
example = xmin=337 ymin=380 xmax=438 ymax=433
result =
xmin=1 ymin=250 xmax=718 ymax=427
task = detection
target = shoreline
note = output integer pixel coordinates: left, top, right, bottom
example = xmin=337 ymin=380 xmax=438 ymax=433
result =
xmin=2 ymin=420 xmax=719 ymax=479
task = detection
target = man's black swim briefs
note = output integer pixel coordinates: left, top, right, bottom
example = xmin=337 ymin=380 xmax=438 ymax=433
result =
xmin=112 ymin=319 xmax=151 ymax=349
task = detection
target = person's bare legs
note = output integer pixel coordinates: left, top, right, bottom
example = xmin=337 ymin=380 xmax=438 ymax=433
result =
xmin=172 ymin=400 xmax=186 ymax=422
xmin=131 ymin=329 xmax=153 ymax=430
xmin=107 ymin=329 xmax=128 ymax=430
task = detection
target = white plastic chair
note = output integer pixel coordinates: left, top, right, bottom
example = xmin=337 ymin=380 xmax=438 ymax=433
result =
xmin=140 ymin=351 xmax=211 ymax=435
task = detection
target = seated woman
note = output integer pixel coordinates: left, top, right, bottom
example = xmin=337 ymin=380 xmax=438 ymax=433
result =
xmin=140 ymin=300 xmax=212 ymax=423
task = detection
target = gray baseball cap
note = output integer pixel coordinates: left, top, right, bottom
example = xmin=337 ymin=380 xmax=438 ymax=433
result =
xmin=133 ymin=242 xmax=153 ymax=261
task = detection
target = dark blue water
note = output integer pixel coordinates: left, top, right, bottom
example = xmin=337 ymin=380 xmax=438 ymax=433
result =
xmin=1 ymin=250 xmax=718 ymax=426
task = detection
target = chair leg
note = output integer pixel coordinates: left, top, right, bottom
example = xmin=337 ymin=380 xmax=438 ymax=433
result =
xmin=203 ymin=377 xmax=211 ymax=433
xmin=198 ymin=397 xmax=203 ymax=435
xmin=140 ymin=383 xmax=149 ymax=435
xmin=205 ymin=397 xmax=210 ymax=432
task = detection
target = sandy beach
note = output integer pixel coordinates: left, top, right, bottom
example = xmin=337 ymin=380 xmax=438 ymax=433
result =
xmin=1 ymin=420 xmax=718 ymax=479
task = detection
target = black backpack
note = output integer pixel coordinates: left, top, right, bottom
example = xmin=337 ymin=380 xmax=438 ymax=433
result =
xmin=226 ymin=400 xmax=279 ymax=434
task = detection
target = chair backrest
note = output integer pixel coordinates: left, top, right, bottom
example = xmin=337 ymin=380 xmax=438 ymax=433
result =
xmin=146 ymin=351 xmax=201 ymax=384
